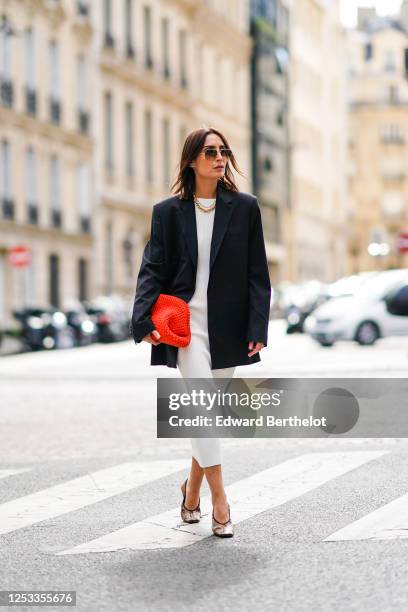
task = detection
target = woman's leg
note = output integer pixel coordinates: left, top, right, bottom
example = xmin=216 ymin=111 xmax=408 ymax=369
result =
xmin=177 ymin=332 xmax=235 ymax=521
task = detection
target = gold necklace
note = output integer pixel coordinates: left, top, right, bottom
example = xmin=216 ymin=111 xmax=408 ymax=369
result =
xmin=193 ymin=193 xmax=216 ymax=213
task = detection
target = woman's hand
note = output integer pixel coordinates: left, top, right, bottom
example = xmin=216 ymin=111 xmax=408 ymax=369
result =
xmin=143 ymin=330 xmax=161 ymax=346
xmin=248 ymin=341 xmax=264 ymax=357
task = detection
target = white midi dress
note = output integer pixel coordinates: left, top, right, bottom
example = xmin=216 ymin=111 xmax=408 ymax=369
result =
xmin=177 ymin=197 xmax=235 ymax=468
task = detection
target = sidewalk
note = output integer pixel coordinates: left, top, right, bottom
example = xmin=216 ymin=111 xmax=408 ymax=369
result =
xmin=0 ymin=335 xmax=25 ymax=356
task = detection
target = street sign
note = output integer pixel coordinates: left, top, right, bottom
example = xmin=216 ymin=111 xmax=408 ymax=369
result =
xmin=8 ymin=246 xmax=32 ymax=268
xmin=398 ymin=233 xmax=408 ymax=253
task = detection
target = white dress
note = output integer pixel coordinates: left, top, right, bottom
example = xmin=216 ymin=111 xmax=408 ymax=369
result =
xmin=177 ymin=197 xmax=235 ymax=468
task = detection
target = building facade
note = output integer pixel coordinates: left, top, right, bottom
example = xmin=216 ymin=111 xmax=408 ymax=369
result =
xmin=94 ymin=0 xmax=253 ymax=300
xmin=0 ymin=0 xmax=94 ymax=327
xmin=0 ymin=0 xmax=253 ymax=329
xmin=288 ymin=0 xmax=348 ymax=282
xmin=250 ymin=0 xmax=290 ymax=286
xmin=346 ymin=8 xmax=408 ymax=272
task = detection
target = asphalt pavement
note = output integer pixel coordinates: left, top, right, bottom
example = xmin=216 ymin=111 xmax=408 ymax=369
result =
xmin=1 ymin=321 xmax=408 ymax=612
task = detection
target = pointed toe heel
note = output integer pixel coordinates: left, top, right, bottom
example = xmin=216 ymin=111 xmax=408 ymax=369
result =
xmin=212 ymin=503 xmax=234 ymax=538
xmin=180 ymin=478 xmax=201 ymax=523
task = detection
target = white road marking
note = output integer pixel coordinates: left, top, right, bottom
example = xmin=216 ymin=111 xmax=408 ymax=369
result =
xmin=0 ymin=460 xmax=188 ymax=536
xmin=57 ymin=451 xmax=388 ymax=553
xmin=324 ymin=491 xmax=408 ymax=541
xmin=0 ymin=469 xmax=31 ymax=480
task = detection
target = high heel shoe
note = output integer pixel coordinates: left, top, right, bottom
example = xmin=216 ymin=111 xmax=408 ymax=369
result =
xmin=212 ymin=503 xmax=234 ymax=538
xmin=180 ymin=478 xmax=201 ymax=523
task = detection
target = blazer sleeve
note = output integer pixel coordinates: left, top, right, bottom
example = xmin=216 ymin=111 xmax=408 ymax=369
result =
xmin=130 ymin=205 xmax=166 ymax=343
xmin=246 ymin=198 xmax=272 ymax=345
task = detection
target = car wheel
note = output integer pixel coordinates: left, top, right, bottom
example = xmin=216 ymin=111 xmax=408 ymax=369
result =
xmin=354 ymin=321 xmax=380 ymax=346
xmin=317 ymin=340 xmax=334 ymax=347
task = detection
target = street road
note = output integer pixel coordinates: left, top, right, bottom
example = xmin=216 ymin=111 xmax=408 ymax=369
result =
xmin=1 ymin=321 xmax=408 ymax=612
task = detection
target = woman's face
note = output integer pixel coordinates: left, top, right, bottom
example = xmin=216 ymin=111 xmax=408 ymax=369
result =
xmin=190 ymin=134 xmax=228 ymax=181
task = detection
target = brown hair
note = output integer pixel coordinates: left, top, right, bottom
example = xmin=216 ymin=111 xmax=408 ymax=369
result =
xmin=170 ymin=126 xmax=246 ymax=200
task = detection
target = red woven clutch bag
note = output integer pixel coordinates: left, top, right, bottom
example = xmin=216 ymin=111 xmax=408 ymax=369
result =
xmin=150 ymin=294 xmax=191 ymax=348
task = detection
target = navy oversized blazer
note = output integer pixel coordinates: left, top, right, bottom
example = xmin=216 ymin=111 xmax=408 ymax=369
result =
xmin=130 ymin=181 xmax=272 ymax=369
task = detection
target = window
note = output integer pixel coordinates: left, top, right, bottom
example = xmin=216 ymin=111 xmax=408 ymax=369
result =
xmin=50 ymin=155 xmax=61 ymax=227
xmin=77 ymin=55 xmax=86 ymax=112
xmin=162 ymin=117 xmax=170 ymax=187
xmin=104 ymin=91 xmax=113 ymax=172
xmin=125 ymin=0 xmax=134 ymax=57
xmin=48 ymin=41 xmax=60 ymax=122
xmin=0 ymin=18 xmax=13 ymax=107
xmin=179 ymin=29 xmax=187 ymax=88
xmin=103 ymin=0 xmax=114 ymax=46
xmin=384 ymin=50 xmax=396 ymax=73
xmin=77 ymin=55 xmax=89 ymax=133
xmin=161 ymin=17 xmax=170 ymax=78
xmin=24 ymin=28 xmax=34 ymax=89
xmin=125 ymin=101 xmax=134 ymax=177
xmin=0 ymin=140 xmax=11 ymax=201
xmin=78 ymin=163 xmax=91 ymax=231
xmin=364 ymin=42 xmax=373 ymax=61
xmin=380 ymin=124 xmax=405 ymax=144
xmin=0 ymin=16 xmax=12 ymax=80
xmin=25 ymin=147 xmax=37 ymax=224
xmin=382 ymin=192 xmax=404 ymax=218
xmin=143 ymin=5 xmax=153 ymax=68
xmin=389 ymin=85 xmax=399 ymax=103
xmin=145 ymin=109 xmax=153 ymax=183
xmin=48 ymin=41 xmax=59 ymax=101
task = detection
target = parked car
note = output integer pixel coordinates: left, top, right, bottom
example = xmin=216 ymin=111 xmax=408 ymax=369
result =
xmin=64 ymin=302 xmax=98 ymax=347
xmin=304 ymin=268 xmax=408 ymax=346
xmin=84 ymin=295 xmax=130 ymax=343
xmin=281 ymin=280 xmax=326 ymax=333
xmin=13 ymin=306 xmax=76 ymax=351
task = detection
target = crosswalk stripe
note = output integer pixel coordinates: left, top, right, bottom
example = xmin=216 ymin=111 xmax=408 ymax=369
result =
xmin=57 ymin=451 xmax=388 ymax=553
xmin=0 ymin=460 xmax=188 ymax=536
xmin=324 ymin=490 xmax=408 ymax=541
xmin=0 ymin=469 xmax=31 ymax=480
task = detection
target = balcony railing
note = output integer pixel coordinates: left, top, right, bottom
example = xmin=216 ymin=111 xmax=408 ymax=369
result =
xmin=49 ymin=98 xmax=61 ymax=124
xmin=77 ymin=0 xmax=89 ymax=16
xmin=0 ymin=79 xmax=13 ymax=108
xmin=2 ymin=197 xmax=14 ymax=220
xmin=27 ymin=202 xmax=39 ymax=224
xmin=80 ymin=215 xmax=91 ymax=233
xmin=104 ymin=31 xmax=115 ymax=49
xmin=78 ymin=109 xmax=90 ymax=135
xmin=25 ymin=87 xmax=37 ymax=116
xmin=126 ymin=42 xmax=135 ymax=59
xmin=51 ymin=209 xmax=62 ymax=228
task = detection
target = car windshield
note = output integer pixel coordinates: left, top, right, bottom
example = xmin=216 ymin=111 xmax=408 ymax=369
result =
xmin=355 ymin=270 xmax=408 ymax=299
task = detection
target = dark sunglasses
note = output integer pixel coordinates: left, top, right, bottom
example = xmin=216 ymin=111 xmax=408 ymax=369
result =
xmin=200 ymin=147 xmax=233 ymax=160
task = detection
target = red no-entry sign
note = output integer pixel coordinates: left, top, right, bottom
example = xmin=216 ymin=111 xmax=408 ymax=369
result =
xmin=8 ymin=246 xmax=32 ymax=268
xmin=398 ymin=233 xmax=408 ymax=253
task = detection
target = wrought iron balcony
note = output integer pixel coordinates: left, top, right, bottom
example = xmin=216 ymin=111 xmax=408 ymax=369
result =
xmin=49 ymin=98 xmax=61 ymax=124
xmin=2 ymin=197 xmax=14 ymax=220
xmin=78 ymin=109 xmax=90 ymax=135
xmin=0 ymin=79 xmax=13 ymax=108
xmin=51 ymin=209 xmax=62 ymax=228
xmin=27 ymin=202 xmax=39 ymax=224
xmin=25 ymin=87 xmax=37 ymax=116
xmin=80 ymin=215 xmax=91 ymax=233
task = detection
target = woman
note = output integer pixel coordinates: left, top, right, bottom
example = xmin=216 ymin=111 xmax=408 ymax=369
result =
xmin=131 ymin=126 xmax=271 ymax=538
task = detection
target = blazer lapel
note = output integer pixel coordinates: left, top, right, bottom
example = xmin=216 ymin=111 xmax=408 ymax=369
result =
xmin=177 ymin=182 xmax=235 ymax=272
xmin=210 ymin=183 xmax=234 ymax=272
